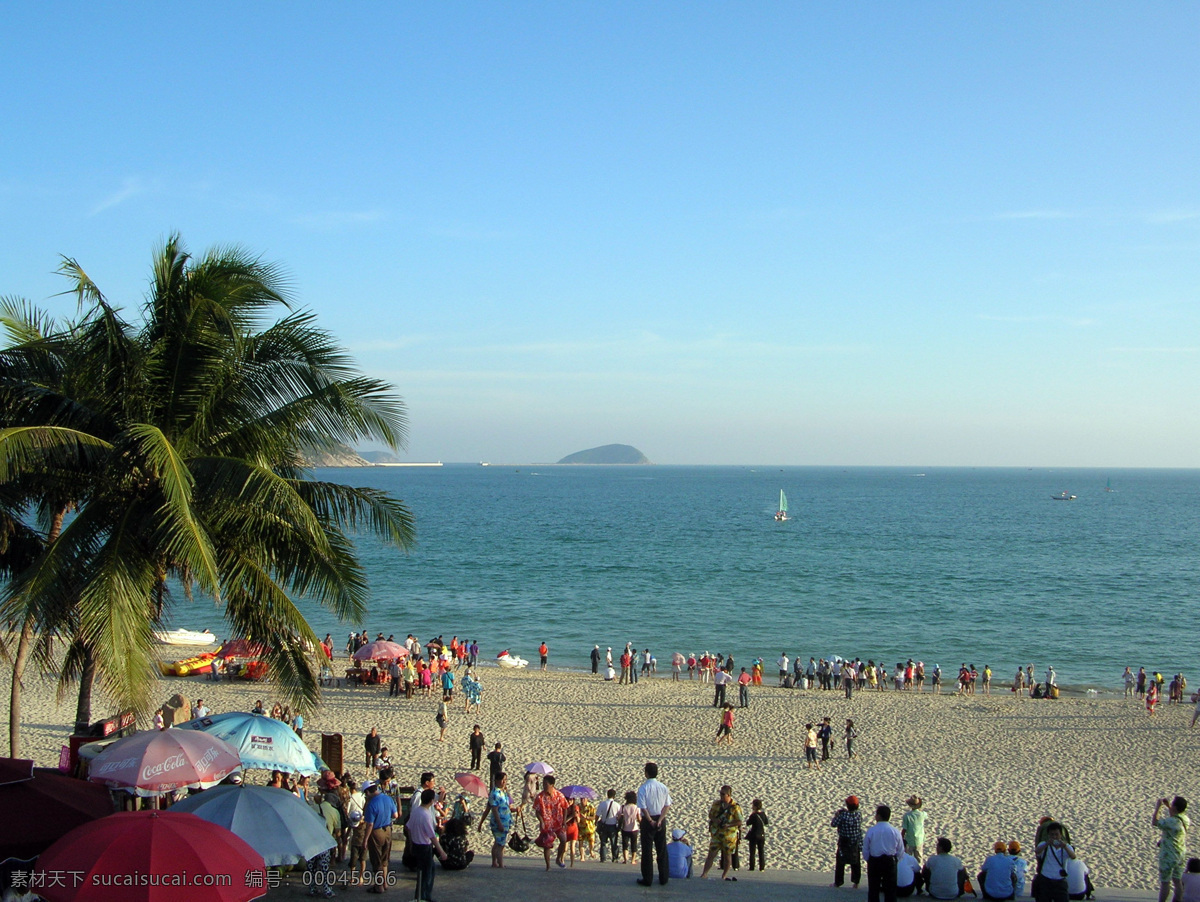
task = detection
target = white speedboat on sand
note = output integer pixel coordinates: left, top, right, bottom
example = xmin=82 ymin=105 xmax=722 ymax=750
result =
xmin=496 ymin=650 xmax=529 ymax=669
xmin=153 ymin=628 xmax=218 ymax=646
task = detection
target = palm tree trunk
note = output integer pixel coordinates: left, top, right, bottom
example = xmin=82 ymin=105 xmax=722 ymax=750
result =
xmin=8 ymin=617 xmax=35 ymax=757
xmin=73 ymin=647 xmax=96 ymax=734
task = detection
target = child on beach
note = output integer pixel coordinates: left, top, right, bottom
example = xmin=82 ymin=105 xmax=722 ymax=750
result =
xmin=717 ymin=703 xmax=735 ymax=744
xmin=1147 ymin=682 xmax=1160 ymax=714
xmin=746 ymin=799 xmax=769 ymax=871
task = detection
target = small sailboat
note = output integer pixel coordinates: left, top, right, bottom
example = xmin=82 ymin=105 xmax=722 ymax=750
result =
xmin=774 ymin=490 xmax=789 ymax=521
xmin=1104 ymin=478 xmax=1115 ymax=493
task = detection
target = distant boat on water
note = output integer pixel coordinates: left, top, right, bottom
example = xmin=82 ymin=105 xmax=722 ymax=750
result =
xmin=1104 ymin=478 xmax=1115 ymax=493
xmin=775 ymin=490 xmax=790 ymax=521
xmin=1052 ymin=491 xmax=1077 ymax=501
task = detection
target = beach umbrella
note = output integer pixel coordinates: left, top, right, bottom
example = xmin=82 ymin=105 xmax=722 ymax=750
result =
xmin=0 ymin=759 xmax=115 ymax=863
xmin=453 ymin=772 xmax=488 ymax=798
xmin=170 ymin=784 xmax=335 ymax=866
xmin=560 ymin=785 xmax=596 ymax=801
xmin=524 ymin=762 xmax=554 ymax=775
xmin=33 ymin=810 xmax=266 ymax=902
xmin=214 ymin=639 xmax=265 ymax=660
xmin=87 ymin=730 xmax=241 ymax=796
xmin=178 ymin=712 xmax=323 ymax=774
xmin=351 ymin=640 xmax=408 ymax=663
xmin=35 ymin=810 xmax=266 ymax=901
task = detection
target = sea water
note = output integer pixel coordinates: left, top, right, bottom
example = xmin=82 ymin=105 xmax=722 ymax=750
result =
xmin=236 ymin=466 xmax=1200 ymax=692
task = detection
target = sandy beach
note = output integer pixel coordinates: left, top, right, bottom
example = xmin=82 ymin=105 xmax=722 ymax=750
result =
xmin=6 ymin=656 xmax=1198 ymax=893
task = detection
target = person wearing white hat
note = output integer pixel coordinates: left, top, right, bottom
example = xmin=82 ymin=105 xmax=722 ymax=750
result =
xmin=668 ymin=827 xmax=693 ymax=878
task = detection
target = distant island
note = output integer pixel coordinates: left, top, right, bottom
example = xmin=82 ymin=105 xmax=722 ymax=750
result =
xmin=557 ymin=444 xmax=651 ymax=465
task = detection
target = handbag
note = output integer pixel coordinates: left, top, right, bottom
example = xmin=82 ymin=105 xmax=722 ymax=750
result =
xmin=508 ymin=811 xmax=531 ymax=853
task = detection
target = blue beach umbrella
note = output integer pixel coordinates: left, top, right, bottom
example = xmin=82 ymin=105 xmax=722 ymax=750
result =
xmin=171 ymin=784 xmax=335 ymax=866
xmin=179 ymin=712 xmax=324 ymax=774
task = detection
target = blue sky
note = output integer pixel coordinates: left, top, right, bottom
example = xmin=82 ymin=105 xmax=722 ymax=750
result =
xmin=2 ymin=3 xmax=1197 ymax=465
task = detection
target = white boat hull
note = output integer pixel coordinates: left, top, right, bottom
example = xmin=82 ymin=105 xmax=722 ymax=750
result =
xmin=153 ymin=628 xmax=218 ymax=647
xmin=496 ymin=654 xmax=528 ymax=669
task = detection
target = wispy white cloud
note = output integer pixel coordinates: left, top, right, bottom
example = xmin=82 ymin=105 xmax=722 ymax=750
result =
xmin=978 ymin=313 xmax=1095 ymax=327
xmin=290 ymin=209 xmax=387 ymax=230
xmin=90 ymin=176 xmax=148 ymax=215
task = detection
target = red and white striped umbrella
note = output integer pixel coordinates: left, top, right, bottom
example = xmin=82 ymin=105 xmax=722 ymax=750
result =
xmin=88 ymin=729 xmax=241 ymax=796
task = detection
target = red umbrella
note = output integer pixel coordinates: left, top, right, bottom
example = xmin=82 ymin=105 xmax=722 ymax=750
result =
xmin=33 ymin=810 xmax=266 ymax=902
xmin=215 ymin=639 xmax=265 ymax=660
xmin=88 ymin=730 xmax=241 ymax=796
xmin=351 ymin=640 xmax=409 ymax=663
xmin=454 ymin=772 xmax=488 ymax=798
xmin=0 ymin=760 xmax=114 ymax=863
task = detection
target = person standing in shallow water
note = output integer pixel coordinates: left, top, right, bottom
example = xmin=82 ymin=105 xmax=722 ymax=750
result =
xmin=539 ymin=641 xmax=548 ymax=671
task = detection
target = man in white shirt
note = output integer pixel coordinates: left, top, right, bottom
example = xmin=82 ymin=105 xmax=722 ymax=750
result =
xmin=897 ymin=850 xmax=922 ymax=897
xmin=191 ymin=699 xmax=209 ymax=720
xmin=596 ymin=788 xmax=622 ymax=862
xmin=1066 ymin=855 xmax=1091 ymax=900
xmin=863 ymin=804 xmax=905 ymax=902
xmin=636 ymin=762 xmax=672 ymax=886
xmin=712 ymin=668 xmax=729 ymax=707
xmin=778 ymin=653 xmax=790 ymax=686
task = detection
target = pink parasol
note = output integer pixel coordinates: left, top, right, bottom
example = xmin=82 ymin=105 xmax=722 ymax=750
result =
xmin=87 ymin=729 xmax=241 ymax=796
xmin=351 ymin=640 xmax=409 ymax=663
xmin=33 ymin=810 xmax=266 ymax=902
xmin=453 ymin=772 xmax=488 ymax=798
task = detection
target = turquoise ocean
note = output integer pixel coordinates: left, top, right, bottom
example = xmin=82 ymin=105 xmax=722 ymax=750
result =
xmin=238 ymin=466 xmax=1198 ymax=693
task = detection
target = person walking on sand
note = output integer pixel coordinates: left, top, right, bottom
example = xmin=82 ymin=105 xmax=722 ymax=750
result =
xmin=436 ymin=697 xmax=450 ymax=741
xmin=539 ymin=641 xmax=549 ymax=671
xmin=805 ymin=723 xmax=821 ymax=770
xmin=845 ymin=719 xmax=859 ymax=759
xmin=1155 ymin=797 xmax=1191 ymax=902
xmin=864 ymin=804 xmax=904 ymax=902
xmin=469 ymin=724 xmax=485 ymax=770
xmin=637 ymin=761 xmax=672 ymax=886
xmin=533 ymin=775 xmax=569 ymax=870
xmin=716 ymin=703 xmax=735 ymax=744
xmin=832 ymin=795 xmax=864 ymax=888
xmin=477 ymin=772 xmax=513 ymax=868
xmin=699 ymin=784 xmax=743 ymax=882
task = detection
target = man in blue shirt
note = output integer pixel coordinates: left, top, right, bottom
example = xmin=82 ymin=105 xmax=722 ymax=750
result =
xmin=363 ymin=782 xmax=398 ymax=894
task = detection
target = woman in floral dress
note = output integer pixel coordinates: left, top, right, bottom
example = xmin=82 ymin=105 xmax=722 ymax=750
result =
xmin=479 ymin=772 xmax=512 ymax=868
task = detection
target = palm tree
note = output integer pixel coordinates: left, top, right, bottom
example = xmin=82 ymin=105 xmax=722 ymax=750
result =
xmin=1 ymin=235 xmax=414 ymax=749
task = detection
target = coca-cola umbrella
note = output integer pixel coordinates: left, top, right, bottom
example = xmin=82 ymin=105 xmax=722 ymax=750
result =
xmin=32 ymin=810 xmax=267 ymax=902
xmin=0 ymin=758 xmax=114 ymax=863
xmin=87 ymin=730 xmax=241 ymax=796
xmin=351 ymin=640 xmax=408 ymax=663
